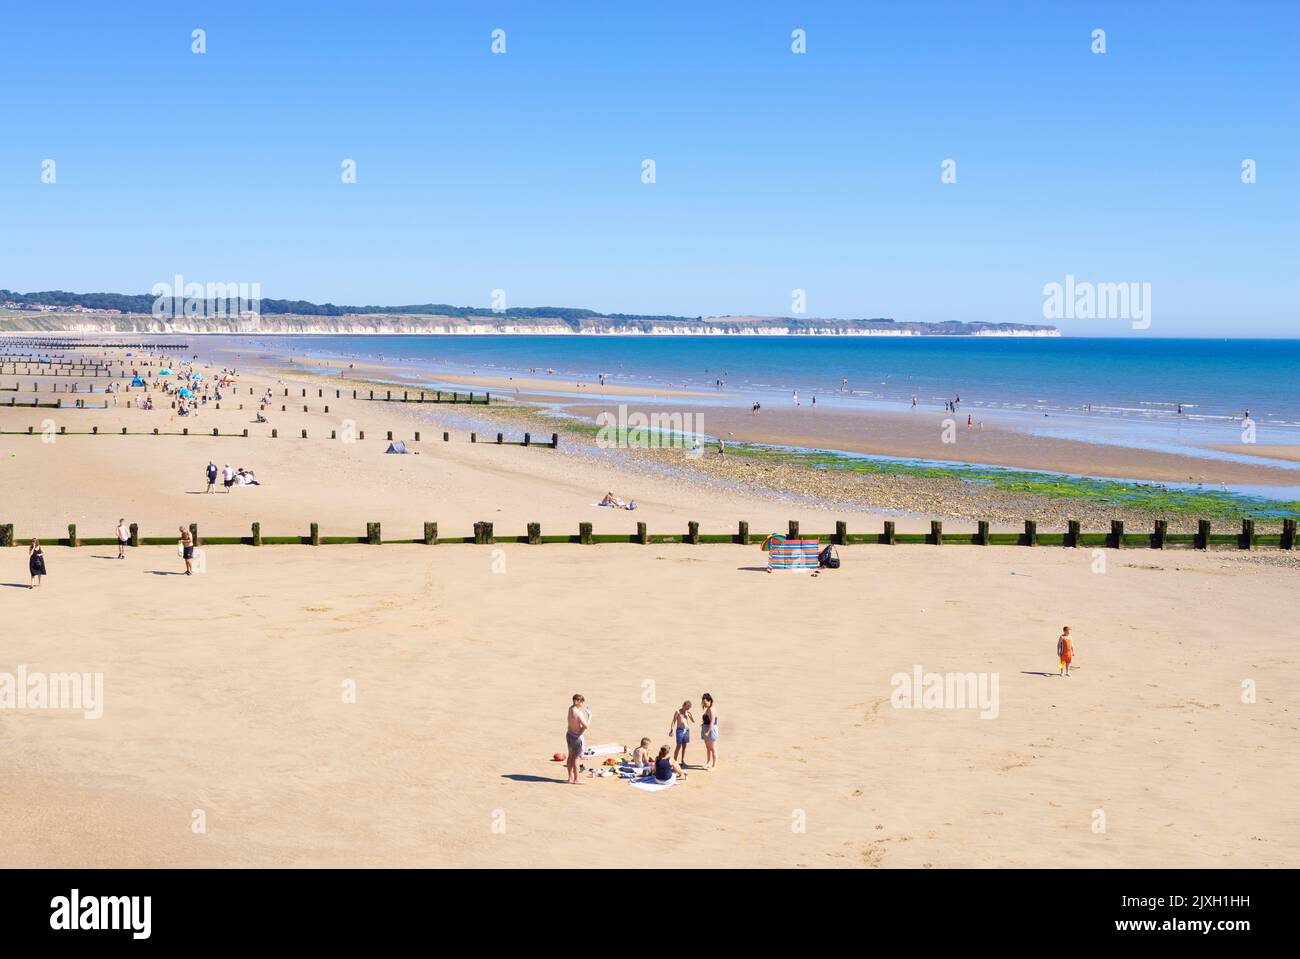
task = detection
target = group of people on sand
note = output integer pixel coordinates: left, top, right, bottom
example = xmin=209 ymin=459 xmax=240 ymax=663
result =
xmin=205 ymin=461 xmax=260 ymax=492
xmin=565 ymin=692 xmax=718 ymax=786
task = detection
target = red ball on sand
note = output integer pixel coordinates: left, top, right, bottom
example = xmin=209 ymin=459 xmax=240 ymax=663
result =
xmin=552 ymin=752 xmax=564 ymax=762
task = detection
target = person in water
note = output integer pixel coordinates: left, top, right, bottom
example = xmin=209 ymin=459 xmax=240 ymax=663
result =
xmin=652 ymin=745 xmax=687 ymax=784
xmin=1057 ymin=626 xmax=1074 ymax=677
xmin=700 ymin=693 xmax=718 ymax=769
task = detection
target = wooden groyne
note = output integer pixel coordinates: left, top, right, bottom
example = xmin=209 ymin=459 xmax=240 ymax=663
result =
xmin=2 ymin=518 xmax=1294 ymax=549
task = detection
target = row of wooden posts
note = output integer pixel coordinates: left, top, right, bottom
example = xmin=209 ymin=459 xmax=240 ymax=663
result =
xmin=3 ymin=518 xmax=1295 ymax=549
xmin=0 ymin=425 xmax=559 ymax=446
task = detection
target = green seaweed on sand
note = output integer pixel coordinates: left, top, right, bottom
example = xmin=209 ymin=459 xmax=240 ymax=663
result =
xmin=720 ymin=443 xmax=1300 ymax=518
xmin=550 ymin=416 xmax=1299 ymax=518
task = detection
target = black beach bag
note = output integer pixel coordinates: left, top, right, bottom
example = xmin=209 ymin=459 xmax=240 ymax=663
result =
xmin=818 ymin=545 xmax=840 ymax=569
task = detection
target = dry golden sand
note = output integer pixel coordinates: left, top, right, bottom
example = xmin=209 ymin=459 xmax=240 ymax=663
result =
xmin=1 ymin=546 xmax=1296 ymax=868
xmin=1 ymin=344 xmax=1297 ymax=868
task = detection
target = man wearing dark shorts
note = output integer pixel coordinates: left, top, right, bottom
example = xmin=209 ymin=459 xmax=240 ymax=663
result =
xmin=205 ymin=461 xmax=218 ymax=493
xmin=179 ymin=525 xmax=194 ymax=576
xmin=565 ymin=694 xmax=589 ymax=785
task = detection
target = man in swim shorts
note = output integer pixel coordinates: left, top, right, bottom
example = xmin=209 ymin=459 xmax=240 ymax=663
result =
xmin=565 ymin=694 xmax=589 ymax=785
xmin=669 ymin=700 xmax=694 ymax=767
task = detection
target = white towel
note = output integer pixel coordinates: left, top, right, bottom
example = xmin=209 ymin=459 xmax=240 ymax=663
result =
xmin=629 ymin=775 xmax=677 ymax=792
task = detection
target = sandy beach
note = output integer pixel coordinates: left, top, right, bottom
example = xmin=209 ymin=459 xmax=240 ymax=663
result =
xmin=1 ymin=339 xmax=1298 ymax=869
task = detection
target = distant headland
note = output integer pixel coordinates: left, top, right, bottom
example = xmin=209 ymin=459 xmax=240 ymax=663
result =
xmin=0 ymin=289 xmax=1059 ymax=337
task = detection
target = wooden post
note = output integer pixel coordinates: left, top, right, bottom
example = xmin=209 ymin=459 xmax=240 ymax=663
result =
xmin=387 ymin=431 xmax=393 ymax=441
xmin=835 ymin=520 xmax=847 ymax=545
xmin=423 ymin=522 xmax=438 ymax=545
xmin=189 ymin=522 xmax=199 ymax=547
xmin=310 ymin=522 xmax=320 ymax=546
xmin=551 ymin=433 xmax=559 ymax=449
xmin=738 ymin=521 xmax=750 ymax=545
xmin=523 ymin=432 xmax=531 ymax=447
xmin=367 ymin=522 xmax=381 ymax=545
xmin=788 ymin=520 xmax=799 ymax=538
xmin=330 ymin=430 xmax=336 ymax=439
xmin=527 ymin=522 xmax=541 ymax=544
xmin=1282 ymin=518 xmax=1297 ymax=550
xmin=497 ymin=433 xmax=504 ymax=444
xmin=414 ymin=431 xmax=420 ymax=442
xmin=182 ymin=427 xmax=189 ymax=436
xmin=243 ymin=429 xmax=249 ymax=437
xmin=471 ymin=432 xmax=477 ymax=443
xmin=359 ymin=431 xmax=365 ymax=440
xmin=1111 ymin=520 xmax=1125 ymax=549
xmin=686 ymin=521 xmax=699 ymax=544
xmin=637 ymin=521 xmax=648 ymax=545
xmin=1066 ymin=519 xmax=1081 ymax=548
xmin=443 ymin=432 xmax=449 ymax=442
xmin=1153 ymin=519 xmax=1167 ymax=549
xmin=474 ymin=521 xmax=494 ymax=545
xmin=68 ymin=523 xmax=78 ymax=548
xmin=1024 ymin=520 xmax=1037 ymax=546
xmin=301 ymin=429 xmax=307 ymax=439
xmin=129 ymin=522 xmax=139 ymax=547
xmin=252 ymin=522 xmax=262 ymax=546
xmin=92 ymin=426 xmax=98 ymax=434
xmin=883 ymin=521 xmax=896 ymax=545
xmin=271 ymin=429 xmax=278 ymax=438
xmin=977 ymin=520 xmax=990 ymax=545
xmin=212 ymin=428 xmax=219 ymax=436
xmin=1240 ymin=518 xmax=1255 ymax=550
xmin=579 ymin=522 xmax=593 ymax=545
xmin=930 ymin=520 xmax=943 ymax=545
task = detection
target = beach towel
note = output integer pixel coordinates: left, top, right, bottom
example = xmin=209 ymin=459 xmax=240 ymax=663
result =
xmin=766 ymin=537 xmax=822 ymax=571
xmin=629 ymin=776 xmax=678 ymax=792
xmin=582 ymin=742 xmax=625 ymax=758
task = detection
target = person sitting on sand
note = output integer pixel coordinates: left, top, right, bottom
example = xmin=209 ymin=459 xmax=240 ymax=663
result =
xmin=1057 ymin=626 xmax=1074 ymax=677
xmin=631 ymin=737 xmax=653 ymax=771
xmin=653 ymin=746 xmax=687 ymax=784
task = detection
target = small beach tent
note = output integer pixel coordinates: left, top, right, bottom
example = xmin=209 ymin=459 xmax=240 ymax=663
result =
xmin=764 ymin=535 xmax=822 ymax=571
xmin=158 ymin=369 xmax=173 ymax=375
xmin=191 ymin=373 xmax=203 ymax=380
xmin=130 ymin=377 xmax=146 ymax=386
xmin=178 ymin=387 xmax=195 ymax=398
xmin=385 ymin=441 xmax=410 ymax=454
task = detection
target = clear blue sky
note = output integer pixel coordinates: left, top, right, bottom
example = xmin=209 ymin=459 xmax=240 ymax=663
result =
xmin=1 ymin=1 xmax=1296 ymax=335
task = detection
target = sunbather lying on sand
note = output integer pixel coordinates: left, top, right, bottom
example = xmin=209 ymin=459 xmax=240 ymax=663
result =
xmin=597 ymin=491 xmax=637 ymax=510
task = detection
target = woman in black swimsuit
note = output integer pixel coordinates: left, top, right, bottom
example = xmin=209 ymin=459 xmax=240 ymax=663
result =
xmin=28 ymin=538 xmax=47 ymax=588
xmin=700 ymin=693 xmax=718 ymax=769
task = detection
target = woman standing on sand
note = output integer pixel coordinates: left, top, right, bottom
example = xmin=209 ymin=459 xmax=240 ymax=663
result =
xmin=28 ymin=539 xmax=46 ymax=588
xmin=700 ymin=693 xmax=718 ymax=769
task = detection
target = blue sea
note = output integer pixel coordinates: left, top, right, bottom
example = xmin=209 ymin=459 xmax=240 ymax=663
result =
xmin=202 ymin=334 xmax=1300 ymax=506
xmin=224 ymin=335 xmax=1300 ymax=428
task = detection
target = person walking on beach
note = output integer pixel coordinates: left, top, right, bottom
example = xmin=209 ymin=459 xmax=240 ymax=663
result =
xmin=221 ymin=463 xmax=235 ymax=493
xmin=179 ymin=525 xmax=194 ymax=576
xmin=116 ymin=518 xmax=130 ymax=559
xmin=669 ymin=700 xmax=694 ymax=767
xmin=565 ymin=694 xmax=590 ymax=785
xmin=700 ymin=693 xmax=718 ymax=770
xmin=1057 ymin=627 xmax=1074 ymax=677
xmin=205 ymin=460 xmax=218 ymax=493
xmin=28 ymin=539 xmax=46 ymax=588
